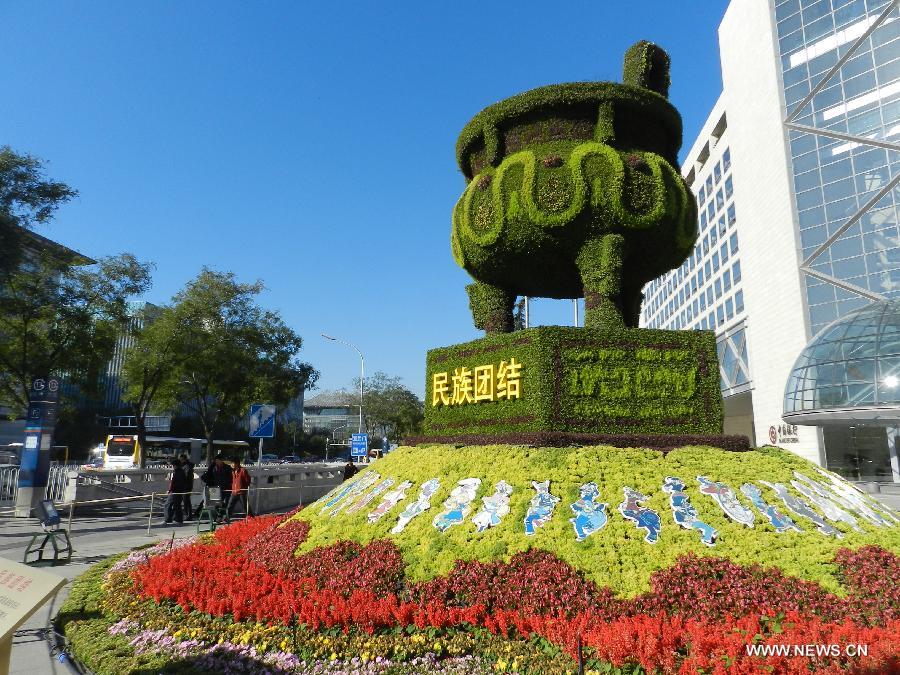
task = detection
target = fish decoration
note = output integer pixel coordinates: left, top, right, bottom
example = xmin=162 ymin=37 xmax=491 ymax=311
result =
xmin=760 ymin=481 xmax=842 ymax=538
xmin=793 ymin=471 xmax=878 ymax=527
xmin=319 ymin=478 xmax=361 ymax=513
xmin=569 ymin=482 xmax=608 ymax=541
xmin=472 ymin=481 xmax=514 ymax=533
xmin=618 ymin=487 xmax=661 ymax=544
xmin=697 ymin=476 xmax=755 ymax=527
xmin=740 ymin=483 xmax=801 ymax=533
xmin=391 ymin=479 xmax=441 ymax=534
xmin=663 ymin=476 xmax=717 ymax=546
xmin=811 ymin=469 xmax=896 ymax=527
xmin=321 ymin=472 xmax=379 ymax=514
xmin=790 ymin=479 xmax=860 ymax=531
xmin=368 ymin=480 xmax=413 ymax=524
xmin=433 ymin=478 xmax=482 ymax=533
xmin=346 ymin=477 xmax=395 ymax=514
xmin=329 ymin=472 xmax=381 ymax=517
xmin=524 ymin=480 xmax=560 ymax=535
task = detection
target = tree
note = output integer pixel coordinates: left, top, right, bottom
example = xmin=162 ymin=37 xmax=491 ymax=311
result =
xmin=121 ymin=305 xmax=182 ymax=467
xmin=0 ymin=252 xmax=153 ymax=415
xmin=0 ymin=146 xmax=78 ymax=277
xmin=348 ymin=372 xmax=423 ymax=442
xmin=165 ymin=269 xmax=318 ymax=462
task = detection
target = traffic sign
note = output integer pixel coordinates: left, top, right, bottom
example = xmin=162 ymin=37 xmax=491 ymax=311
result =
xmin=351 ymin=433 xmax=368 ymax=457
xmin=248 ymin=404 xmax=276 ymax=438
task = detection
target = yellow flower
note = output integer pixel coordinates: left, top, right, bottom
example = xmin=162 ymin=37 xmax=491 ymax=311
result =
xmin=511 ymin=660 xmax=519 ymax=672
xmin=330 ymin=652 xmax=338 ymax=661
xmin=280 ymin=639 xmax=289 ymax=651
xmin=495 ymin=660 xmax=507 ymax=672
xmin=433 ymin=642 xmax=442 ymax=651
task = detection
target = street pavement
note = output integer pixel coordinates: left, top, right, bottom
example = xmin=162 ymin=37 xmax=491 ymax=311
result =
xmin=0 ymin=505 xmax=284 ymax=675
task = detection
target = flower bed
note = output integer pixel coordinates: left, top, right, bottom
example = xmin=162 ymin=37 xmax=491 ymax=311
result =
xmin=57 ymin=444 xmax=900 ymax=673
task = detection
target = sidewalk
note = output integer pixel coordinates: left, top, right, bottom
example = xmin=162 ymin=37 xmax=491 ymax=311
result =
xmin=0 ymin=506 xmax=267 ymax=675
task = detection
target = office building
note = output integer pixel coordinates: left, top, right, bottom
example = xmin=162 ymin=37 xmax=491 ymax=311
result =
xmin=641 ymin=0 xmax=900 ymax=481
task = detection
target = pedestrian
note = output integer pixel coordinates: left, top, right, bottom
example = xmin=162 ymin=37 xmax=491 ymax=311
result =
xmin=179 ymin=453 xmax=195 ymax=521
xmin=225 ymin=458 xmax=252 ymax=522
xmin=164 ymin=458 xmax=190 ymax=525
xmin=343 ymin=459 xmax=358 ymax=481
xmin=197 ymin=455 xmax=233 ymax=521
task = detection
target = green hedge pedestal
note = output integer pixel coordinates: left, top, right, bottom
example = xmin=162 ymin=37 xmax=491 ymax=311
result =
xmin=413 ymin=326 xmax=747 ymax=451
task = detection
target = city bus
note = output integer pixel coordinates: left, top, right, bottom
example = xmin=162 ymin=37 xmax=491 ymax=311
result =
xmin=101 ymin=435 xmax=250 ymax=468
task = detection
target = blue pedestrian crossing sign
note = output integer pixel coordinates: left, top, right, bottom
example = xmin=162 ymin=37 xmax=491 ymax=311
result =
xmin=351 ymin=433 xmax=368 ymax=457
xmin=249 ymin=404 xmax=276 ymax=438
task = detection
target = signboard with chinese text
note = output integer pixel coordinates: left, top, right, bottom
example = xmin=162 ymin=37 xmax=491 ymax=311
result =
xmin=423 ymin=327 xmax=722 ymax=438
xmin=0 ymin=557 xmax=67 ymax=668
xmin=351 ymin=433 xmax=368 ymax=457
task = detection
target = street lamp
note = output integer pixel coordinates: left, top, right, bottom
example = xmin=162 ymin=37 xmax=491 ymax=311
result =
xmin=321 ymin=333 xmax=365 ymax=435
xmin=329 ymin=423 xmax=348 ymax=463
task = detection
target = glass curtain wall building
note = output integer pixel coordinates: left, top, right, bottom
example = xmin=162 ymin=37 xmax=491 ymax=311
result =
xmin=642 ymin=0 xmax=900 ymax=480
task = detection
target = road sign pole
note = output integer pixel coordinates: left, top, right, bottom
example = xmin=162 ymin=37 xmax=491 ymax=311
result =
xmin=258 ymin=438 xmax=263 ymax=466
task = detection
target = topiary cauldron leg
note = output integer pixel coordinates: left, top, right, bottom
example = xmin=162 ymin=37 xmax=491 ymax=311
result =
xmin=621 ymin=284 xmax=645 ymax=329
xmin=578 ymin=234 xmax=626 ymax=330
xmin=466 ymin=282 xmax=515 ymax=334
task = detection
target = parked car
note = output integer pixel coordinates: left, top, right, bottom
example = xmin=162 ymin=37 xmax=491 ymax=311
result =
xmin=259 ymin=454 xmax=280 ymax=464
xmin=279 ymin=455 xmax=302 ymax=464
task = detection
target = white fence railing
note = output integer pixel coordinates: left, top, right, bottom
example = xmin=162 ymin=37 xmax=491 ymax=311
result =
xmin=0 ymin=464 xmax=74 ymax=505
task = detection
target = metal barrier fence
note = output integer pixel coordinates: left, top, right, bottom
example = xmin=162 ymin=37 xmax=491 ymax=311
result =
xmin=0 ymin=464 xmax=74 ymax=505
xmin=51 ymin=482 xmax=339 ymax=538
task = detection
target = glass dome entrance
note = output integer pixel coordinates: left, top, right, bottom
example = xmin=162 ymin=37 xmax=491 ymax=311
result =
xmin=784 ymin=300 xmax=900 ymax=423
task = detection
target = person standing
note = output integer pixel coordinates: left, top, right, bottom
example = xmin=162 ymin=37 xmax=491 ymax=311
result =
xmin=198 ymin=455 xmax=233 ymax=521
xmin=164 ymin=458 xmax=190 ymax=525
xmin=225 ymin=458 xmax=252 ymax=522
xmin=179 ymin=453 xmax=195 ymax=521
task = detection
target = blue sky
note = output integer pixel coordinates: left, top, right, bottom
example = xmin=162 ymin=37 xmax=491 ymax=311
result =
xmin=1 ymin=1 xmax=728 ymax=398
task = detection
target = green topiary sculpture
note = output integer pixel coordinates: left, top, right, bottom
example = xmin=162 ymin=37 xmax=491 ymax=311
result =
xmin=452 ymin=41 xmax=696 ymax=332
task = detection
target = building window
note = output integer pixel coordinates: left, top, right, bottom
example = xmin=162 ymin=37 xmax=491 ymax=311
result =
xmin=721 ymin=242 xmax=730 ymax=264
xmin=725 ymin=297 xmax=734 ymax=320
xmin=719 ymin=215 xmax=727 ymax=236
xmin=706 ymin=175 xmax=713 ymax=194
xmin=727 ymin=203 xmax=737 ymax=226
xmin=706 ymin=287 xmax=714 ymax=305
xmin=715 ymin=278 xmax=723 ymax=299
xmin=724 ymin=175 xmax=733 ymax=199
xmin=713 ymin=252 xmax=720 ymax=272
xmin=699 ymin=185 xmax=706 ymax=204
xmin=722 ymin=147 xmax=731 ymax=172
xmin=700 ymin=293 xmax=707 ymax=311
xmin=707 ymin=202 xmax=715 ymax=221
xmin=704 ymin=260 xmax=711 ymax=277
xmin=733 ymin=260 xmax=742 ymax=284
xmin=714 ymin=162 xmax=722 ymax=184
xmin=735 ymin=289 xmax=744 ymax=313
xmin=716 ymin=188 xmax=725 ymax=211
xmin=717 ymin=305 xmax=725 ymax=325
xmin=711 ymin=227 xmax=718 ymax=247
xmin=730 ymin=232 xmax=739 ymax=255
xmin=723 ymin=269 xmax=732 ymax=292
